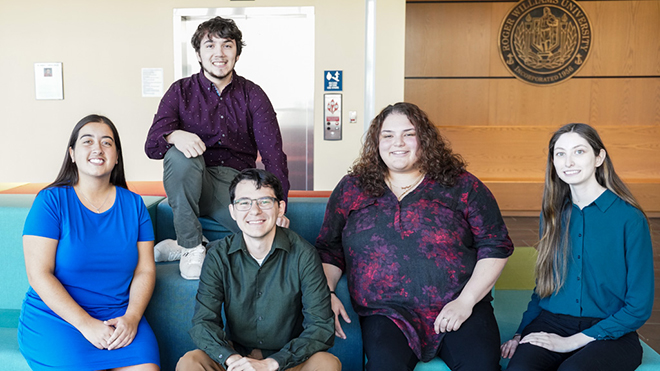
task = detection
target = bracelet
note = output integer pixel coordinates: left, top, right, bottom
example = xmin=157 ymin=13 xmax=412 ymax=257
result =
xmin=329 ymin=291 xmax=337 ymax=296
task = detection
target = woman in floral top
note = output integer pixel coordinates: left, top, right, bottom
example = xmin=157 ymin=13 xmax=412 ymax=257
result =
xmin=316 ymin=102 xmax=514 ymax=371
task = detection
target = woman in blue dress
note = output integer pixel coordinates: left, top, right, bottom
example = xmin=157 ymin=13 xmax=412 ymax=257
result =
xmin=18 ymin=114 xmax=160 ymax=370
xmin=501 ymin=123 xmax=653 ymax=370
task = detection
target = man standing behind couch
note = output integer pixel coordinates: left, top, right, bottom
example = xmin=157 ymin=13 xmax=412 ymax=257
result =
xmin=177 ymin=169 xmax=339 ymax=371
xmin=145 ymin=16 xmax=290 ymax=280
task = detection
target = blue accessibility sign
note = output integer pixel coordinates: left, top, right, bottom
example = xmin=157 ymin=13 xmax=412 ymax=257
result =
xmin=324 ymin=70 xmax=342 ymax=91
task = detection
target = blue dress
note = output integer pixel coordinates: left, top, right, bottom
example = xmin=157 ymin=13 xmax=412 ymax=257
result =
xmin=18 ymin=186 xmax=160 ymax=370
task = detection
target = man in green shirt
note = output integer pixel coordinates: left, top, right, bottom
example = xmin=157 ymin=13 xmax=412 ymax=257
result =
xmin=177 ymin=169 xmax=340 ymax=371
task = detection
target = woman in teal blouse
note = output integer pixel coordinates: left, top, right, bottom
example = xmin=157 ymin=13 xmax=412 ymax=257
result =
xmin=501 ymin=123 xmax=653 ymax=371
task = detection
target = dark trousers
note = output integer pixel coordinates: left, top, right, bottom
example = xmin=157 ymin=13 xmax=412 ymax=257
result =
xmin=163 ymin=148 xmax=240 ymax=247
xmin=506 ymin=310 xmax=642 ymax=371
xmin=362 ymin=300 xmax=501 ymax=371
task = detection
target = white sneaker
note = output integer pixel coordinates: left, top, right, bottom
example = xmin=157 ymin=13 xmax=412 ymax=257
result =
xmin=154 ymin=239 xmax=185 ymax=262
xmin=180 ymin=245 xmax=206 ymax=280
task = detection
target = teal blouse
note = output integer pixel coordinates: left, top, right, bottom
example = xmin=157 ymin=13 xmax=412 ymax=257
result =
xmin=517 ymin=189 xmax=654 ymax=340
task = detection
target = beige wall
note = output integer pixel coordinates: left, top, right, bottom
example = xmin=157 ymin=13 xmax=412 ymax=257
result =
xmin=0 ymin=0 xmax=405 ymax=191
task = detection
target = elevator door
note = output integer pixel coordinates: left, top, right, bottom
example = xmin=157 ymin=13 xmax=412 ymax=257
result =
xmin=174 ymin=7 xmax=315 ymax=190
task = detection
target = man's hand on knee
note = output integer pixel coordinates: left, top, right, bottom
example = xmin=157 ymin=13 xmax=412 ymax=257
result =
xmin=167 ymin=130 xmax=207 ymax=158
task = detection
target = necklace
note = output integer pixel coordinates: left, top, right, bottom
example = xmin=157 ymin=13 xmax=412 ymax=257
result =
xmin=387 ymin=173 xmax=425 ymax=201
xmin=77 ymin=187 xmax=112 ymax=213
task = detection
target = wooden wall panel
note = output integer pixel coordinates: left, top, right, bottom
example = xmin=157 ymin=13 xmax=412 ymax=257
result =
xmin=439 ymin=126 xmax=549 ymax=180
xmin=483 ymin=181 xmax=544 ymax=215
xmin=404 ymin=79 xmax=491 ymax=126
xmin=438 ymin=125 xmax=660 ymax=181
xmin=628 ymin=183 xmax=660 ymax=217
xmin=587 ymin=78 xmax=660 ymax=125
xmin=484 ymin=181 xmax=660 ymax=216
xmin=411 ymin=0 xmax=504 ymax=2
xmin=440 ymin=123 xmax=660 ymax=214
xmin=406 ymin=78 xmax=660 ymax=126
xmin=579 ymin=1 xmax=660 ymax=76
xmin=442 ymin=125 xmax=660 ymax=214
xmin=405 ymin=0 xmax=660 ymax=213
xmin=440 ymin=125 xmax=660 ymax=182
xmin=406 ymin=1 xmax=660 ymax=77
xmin=405 ymin=3 xmax=496 ymax=77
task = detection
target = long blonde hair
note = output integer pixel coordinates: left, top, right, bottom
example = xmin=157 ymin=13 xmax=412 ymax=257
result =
xmin=535 ymin=124 xmax=646 ymax=298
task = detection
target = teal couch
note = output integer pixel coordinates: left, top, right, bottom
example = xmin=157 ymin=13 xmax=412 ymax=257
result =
xmin=149 ymin=197 xmax=660 ymax=371
xmin=2 ymin=193 xmax=659 ymax=371
xmin=0 ymin=195 xmax=33 ymax=371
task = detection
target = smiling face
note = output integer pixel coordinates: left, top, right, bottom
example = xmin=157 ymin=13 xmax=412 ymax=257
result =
xmin=196 ymin=33 xmax=239 ymax=88
xmin=229 ymin=180 xmax=285 ymax=243
xmin=68 ymin=121 xmax=118 ymax=182
xmin=552 ymin=132 xmax=606 ymax=189
xmin=378 ymin=113 xmax=420 ymax=175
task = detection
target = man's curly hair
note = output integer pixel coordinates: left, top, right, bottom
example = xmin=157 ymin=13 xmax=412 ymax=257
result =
xmin=349 ymin=102 xmax=466 ymax=197
xmin=191 ymin=16 xmax=245 ymax=55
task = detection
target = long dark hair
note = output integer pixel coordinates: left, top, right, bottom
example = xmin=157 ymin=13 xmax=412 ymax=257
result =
xmin=349 ymin=102 xmax=466 ymax=197
xmin=47 ymin=114 xmax=128 ymax=189
xmin=535 ymin=123 xmax=645 ymax=297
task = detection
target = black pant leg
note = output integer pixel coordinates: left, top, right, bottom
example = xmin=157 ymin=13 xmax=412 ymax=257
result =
xmin=558 ymin=331 xmax=642 ymax=371
xmin=361 ymin=315 xmax=420 ymax=371
xmin=506 ymin=311 xmax=574 ymax=371
xmin=506 ymin=342 xmax=568 ymax=371
xmin=438 ymin=300 xmax=502 ymax=371
xmin=507 ymin=311 xmax=643 ymax=371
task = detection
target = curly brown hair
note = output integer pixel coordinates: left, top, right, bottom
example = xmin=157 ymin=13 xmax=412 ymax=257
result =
xmin=191 ymin=16 xmax=246 ymax=55
xmin=349 ymin=102 xmax=466 ymax=197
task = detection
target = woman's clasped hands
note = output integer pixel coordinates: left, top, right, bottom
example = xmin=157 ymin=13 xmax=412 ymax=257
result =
xmin=79 ymin=314 xmax=140 ymax=350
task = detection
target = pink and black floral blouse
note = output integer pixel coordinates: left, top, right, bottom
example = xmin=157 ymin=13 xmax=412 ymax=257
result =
xmin=316 ymin=172 xmax=514 ymax=361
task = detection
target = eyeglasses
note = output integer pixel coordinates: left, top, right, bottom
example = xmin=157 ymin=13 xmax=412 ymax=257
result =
xmin=232 ymin=197 xmax=278 ymax=211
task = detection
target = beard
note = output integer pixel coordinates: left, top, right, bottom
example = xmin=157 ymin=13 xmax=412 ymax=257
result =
xmin=203 ymin=66 xmax=231 ymax=81
xmin=199 ymin=60 xmax=233 ymax=84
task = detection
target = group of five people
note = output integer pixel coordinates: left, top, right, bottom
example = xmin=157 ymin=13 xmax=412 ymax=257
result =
xmin=17 ymin=16 xmax=653 ymax=371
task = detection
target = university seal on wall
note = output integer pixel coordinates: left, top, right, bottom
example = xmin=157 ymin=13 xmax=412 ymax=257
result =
xmin=498 ymin=0 xmax=592 ymax=85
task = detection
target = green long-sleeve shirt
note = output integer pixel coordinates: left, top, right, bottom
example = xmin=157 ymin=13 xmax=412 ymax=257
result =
xmin=189 ymin=227 xmax=335 ymax=370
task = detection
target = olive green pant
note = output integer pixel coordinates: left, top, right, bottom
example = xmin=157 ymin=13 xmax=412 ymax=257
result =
xmin=163 ymin=148 xmax=240 ymax=248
